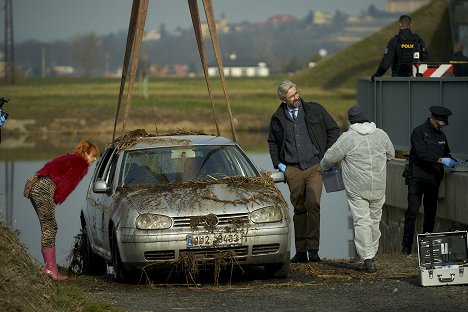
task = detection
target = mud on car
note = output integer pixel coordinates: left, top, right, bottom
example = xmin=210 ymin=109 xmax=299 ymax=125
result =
xmin=80 ymin=130 xmax=290 ymax=281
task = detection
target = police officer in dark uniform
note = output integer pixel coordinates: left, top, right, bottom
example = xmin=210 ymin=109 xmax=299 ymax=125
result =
xmin=451 ymin=42 xmax=468 ymax=77
xmin=371 ymin=15 xmax=427 ymax=80
xmin=401 ymin=106 xmax=456 ymax=255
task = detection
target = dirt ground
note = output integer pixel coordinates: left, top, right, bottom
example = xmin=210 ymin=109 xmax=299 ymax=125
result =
xmin=69 ymin=253 xmax=468 ymax=312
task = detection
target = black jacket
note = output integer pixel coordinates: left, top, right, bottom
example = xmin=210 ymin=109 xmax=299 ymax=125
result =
xmin=373 ymin=28 xmax=427 ymax=77
xmin=451 ymin=51 xmax=468 ymax=77
xmin=409 ymin=119 xmax=451 ymax=181
xmin=268 ymin=100 xmax=340 ymax=169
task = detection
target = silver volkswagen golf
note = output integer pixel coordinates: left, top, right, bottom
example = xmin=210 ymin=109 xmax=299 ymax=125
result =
xmin=80 ymin=131 xmax=290 ymax=281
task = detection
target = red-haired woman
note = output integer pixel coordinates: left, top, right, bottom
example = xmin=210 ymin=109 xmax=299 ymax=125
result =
xmin=28 ymin=140 xmax=99 ymax=281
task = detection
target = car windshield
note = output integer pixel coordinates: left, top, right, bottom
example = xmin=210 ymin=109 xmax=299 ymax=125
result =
xmin=120 ymin=145 xmax=258 ymax=186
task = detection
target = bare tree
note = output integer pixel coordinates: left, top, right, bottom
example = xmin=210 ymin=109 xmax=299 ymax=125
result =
xmin=71 ymin=32 xmax=103 ymax=77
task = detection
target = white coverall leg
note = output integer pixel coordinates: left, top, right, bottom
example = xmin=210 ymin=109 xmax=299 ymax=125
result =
xmin=347 ymin=191 xmax=385 ymax=260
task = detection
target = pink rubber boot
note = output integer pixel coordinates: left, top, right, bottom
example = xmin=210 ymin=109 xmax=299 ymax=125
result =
xmin=41 ymin=247 xmax=69 ymax=281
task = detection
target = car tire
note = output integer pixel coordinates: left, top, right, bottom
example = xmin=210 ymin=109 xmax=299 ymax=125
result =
xmin=81 ymin=224 xmax=107 ymax=276
xmin=264 ymin=261 xmax=290 ymax=279
xmin=111 ymin=230 xmax=129 ymax=282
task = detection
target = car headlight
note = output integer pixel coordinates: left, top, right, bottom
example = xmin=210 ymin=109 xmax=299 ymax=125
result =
xmin=136 ymin=214 xmax=172 ymax=230
xmin=250 ymin=206 xmax=282 ymax=224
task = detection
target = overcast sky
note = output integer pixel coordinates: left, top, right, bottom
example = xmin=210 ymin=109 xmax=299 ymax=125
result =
xmin=9 ymin=0 xmax=387 ymax=43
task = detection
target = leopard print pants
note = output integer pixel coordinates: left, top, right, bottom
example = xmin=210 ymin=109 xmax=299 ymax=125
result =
xmin=29 ymin=177 xmax=57 ymax=249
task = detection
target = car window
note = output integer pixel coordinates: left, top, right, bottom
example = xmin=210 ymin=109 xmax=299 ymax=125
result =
xmin=103 ymin=151 xmax=119 ymax=185
xmin=119 ymin=145 xmax=258 ymax=186
xmin=93 ymin=147 xmax=114 ymax=182
xmin=93 ymin=147 xmax=118 ymax=186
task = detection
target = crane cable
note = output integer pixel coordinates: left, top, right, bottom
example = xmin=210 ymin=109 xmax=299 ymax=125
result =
xmin=188 ymin=0 xmax=220 ymax=137
xmin=201 ymin=0 xmax=238 ymax=143
xmin=121 ymin=0 xmax=148 ymax=136
xmin=113 ymin=0 xmax=237 ymax=143
xmin=112 ymin=0 xmax=140 ymax=144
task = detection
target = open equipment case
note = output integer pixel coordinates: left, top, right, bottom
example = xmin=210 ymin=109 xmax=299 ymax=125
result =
xmin=417 ymin=231 xmax=468 ymax=286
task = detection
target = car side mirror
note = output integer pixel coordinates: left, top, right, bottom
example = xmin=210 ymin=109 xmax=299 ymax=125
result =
xmin=93 ymin=180 xmax=109 ymax=193
xmin=270 ymin=171 xmax=285 ymax=183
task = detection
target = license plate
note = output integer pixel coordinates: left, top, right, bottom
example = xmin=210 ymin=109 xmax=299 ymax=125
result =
xmin=187 ymin=232 xmax=242 ymax=248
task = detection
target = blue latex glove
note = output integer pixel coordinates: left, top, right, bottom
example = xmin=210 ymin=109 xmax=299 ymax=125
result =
xmin=278 ymin=163 xmax=286 ymax=173
xmin=440 ymin=157 xmax=456 ymax=167
xmin=0 ymin=114 xmax=5 ymax=127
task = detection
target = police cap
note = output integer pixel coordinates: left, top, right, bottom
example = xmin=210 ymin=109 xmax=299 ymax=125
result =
xmin=430 ymin=106 xmax=452 ymax=126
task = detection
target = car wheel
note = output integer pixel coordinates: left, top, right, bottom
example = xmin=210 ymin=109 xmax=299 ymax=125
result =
xmin=111 ymin=230 xmax=129 ymax=282
xmin=264 ymin=261 xmax=290 ymax=279
xmin=81 ymin=224 xmax=107 ymax=275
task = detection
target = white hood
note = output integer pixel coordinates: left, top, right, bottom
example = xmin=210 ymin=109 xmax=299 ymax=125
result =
xmin=349 ymin=122 xmax=377 ymax=135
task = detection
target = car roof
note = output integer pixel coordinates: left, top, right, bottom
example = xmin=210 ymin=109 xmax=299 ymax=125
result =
xmin=117 ymin=134 xmax=236 ymax=151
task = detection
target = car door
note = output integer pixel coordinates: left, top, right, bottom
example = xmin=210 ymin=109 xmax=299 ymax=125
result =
xmin=94 ymin=148 xmax=119 ymax=255
xmin=84 ymin=147 xmax=112 ymax=251
xmin=86 ymin=147 xmax=118 ymax=256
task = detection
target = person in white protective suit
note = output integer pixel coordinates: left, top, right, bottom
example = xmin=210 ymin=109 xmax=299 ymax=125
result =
xmin=320 ymin=105 xmax=395 ymax=273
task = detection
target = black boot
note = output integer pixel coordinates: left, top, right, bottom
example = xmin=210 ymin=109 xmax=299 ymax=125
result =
xmin=291 ymin=251 xmax=308 ymax=263
xmin=401 ymin=245 xmax=412 ymax=255
xmin=364 ymin=259 xmax=376 ymax=273
xmin=308 ymin=250 xmax=321 ymax=262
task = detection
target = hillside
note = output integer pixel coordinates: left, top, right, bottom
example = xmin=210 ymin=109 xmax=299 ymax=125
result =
xmin=294 ymin=0 xmax=452 ymax=89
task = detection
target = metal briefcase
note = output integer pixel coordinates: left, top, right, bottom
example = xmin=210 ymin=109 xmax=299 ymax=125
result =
xmin=417 ymin=231 xmax=468 ymax=287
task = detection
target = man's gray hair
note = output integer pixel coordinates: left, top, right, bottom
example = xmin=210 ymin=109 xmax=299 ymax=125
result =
xmin=277 ymin=80 xmax=296 ymax=101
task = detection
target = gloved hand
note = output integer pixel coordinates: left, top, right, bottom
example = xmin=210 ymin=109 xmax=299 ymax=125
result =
xmin=278 ymin=163 xmax=286 ymax=173
xmin=440 ymin=157 xmax=456 ymax=167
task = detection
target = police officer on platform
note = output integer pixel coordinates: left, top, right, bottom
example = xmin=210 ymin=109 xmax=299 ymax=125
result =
xmin=401 ymin=106 xmax=456 ymax=255
xmin=371 ymin=15 xmax=427 ymax=80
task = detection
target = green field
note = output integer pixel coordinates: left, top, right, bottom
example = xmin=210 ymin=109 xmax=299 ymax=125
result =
xmin=0 ymin=76 xmax=356 ymax=158
xmin=0 ymin=76 xmax=354 ymax=118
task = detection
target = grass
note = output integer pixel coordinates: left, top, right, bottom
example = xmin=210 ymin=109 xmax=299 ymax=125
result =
xmin=0 ymin=219 xmax=122 ymax=312
xmin=0 ymin=75 xmax=353 ymax=116
xmin=0 ymin=75 xmax=354 ymax=159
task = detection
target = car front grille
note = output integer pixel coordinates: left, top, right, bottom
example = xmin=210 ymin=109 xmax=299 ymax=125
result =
xmin=180 ymin=246 xmax=248 ymax=262
xmin=252 ymin=244 xmax=280 ymax=255
xmin=172 ymin=212 xmax=250 ymax=228
xmin=144 ymin=246 xmax=249 ymax=262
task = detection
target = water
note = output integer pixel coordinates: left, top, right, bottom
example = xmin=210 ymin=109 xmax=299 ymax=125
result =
xmin=0 ymin=153 xmax=354 ymax=266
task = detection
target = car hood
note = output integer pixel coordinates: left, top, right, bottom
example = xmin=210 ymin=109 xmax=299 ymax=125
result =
xmin=116 ymin=177 xmax=287 ymax=216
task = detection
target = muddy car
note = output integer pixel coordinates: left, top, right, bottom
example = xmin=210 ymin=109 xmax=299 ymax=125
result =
xmin=80 ymin=131 xmax=290 ymax=281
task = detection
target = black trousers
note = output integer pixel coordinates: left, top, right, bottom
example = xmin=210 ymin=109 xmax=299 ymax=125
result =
xmin=402 ymin=177 xmax=440 ymax=247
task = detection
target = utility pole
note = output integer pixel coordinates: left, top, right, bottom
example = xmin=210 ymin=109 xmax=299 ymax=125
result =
xmin=4 ymin=0 xmax=15 ymax=84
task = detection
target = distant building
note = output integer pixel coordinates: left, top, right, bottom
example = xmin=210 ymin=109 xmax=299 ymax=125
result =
xmin=103 ymin=68 xmax=122 ymax=78
xmin=267 ymin=15 xmax=299 ymax=26
xmin=208 ymin=62 xmax=270 ymax=77
xmin=51 ymin=66 xmax=75 ymax=77
xmin=387 ymin=0 xmax=431 ymax=13
xmin=201 ymin=15 xmax=229 ymax=38
xmin=173 ymin=64 xmax=188 ymax=77
xmin=313 ymin=11 xmax=333 ymax=25
xmin=143 ymin=29 xmax=161 ymax=42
